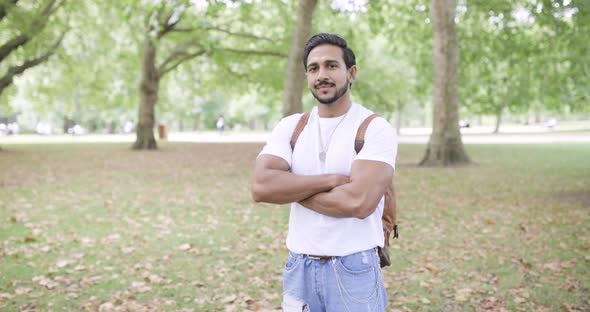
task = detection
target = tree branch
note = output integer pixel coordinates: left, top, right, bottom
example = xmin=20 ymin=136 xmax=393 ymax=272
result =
xmin=203 ymin=25 xmax=274 ymax=42
xmin=46 ymin=0 xmax=66 ymax=16
xmin=221 ymin=48 xmax=287 ymax=58
xmin=219 ymin=63 xmax=253 ymax=84
xmin=158 ymin=50 xmax=206 ymax=77
xmin=157 ymin=10 xmax=179 ymax=38
xmin=0 ymin=34 xmax=28 ymax=62
xmin=40 ymin=0 xmax=58 ymax=16
xmin=0 ymin=30 xmax=66 ymax=95
xmin=171 ymin=25 xmax=275 ymax=43
xmin=158 ymin=39 xmax=204 ymax=72
xmin=0 ymin=0 xmax=64 ymax=62
xmin=0 ymin=0 xmax=18 ymax=21
xmin=170 ymin=27 xmax=197 ymax=33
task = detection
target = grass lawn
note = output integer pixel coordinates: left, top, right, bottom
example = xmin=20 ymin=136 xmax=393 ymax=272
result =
xmin=0 ymin=142 xmax=589 ymax=311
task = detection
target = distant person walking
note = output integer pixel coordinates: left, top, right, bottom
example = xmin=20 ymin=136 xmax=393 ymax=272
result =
xmin=216 ymin=116 xmax=225 ymax=135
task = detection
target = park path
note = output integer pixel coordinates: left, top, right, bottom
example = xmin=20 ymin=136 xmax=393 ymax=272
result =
xmin=169 ymin=131 xmax=590 ymax=144
xmin=1 ymin=127 xmax=589 ymax=145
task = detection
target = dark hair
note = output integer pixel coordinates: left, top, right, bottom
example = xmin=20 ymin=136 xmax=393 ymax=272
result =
xmin=302 ymin=33 xmax=356 ymax=70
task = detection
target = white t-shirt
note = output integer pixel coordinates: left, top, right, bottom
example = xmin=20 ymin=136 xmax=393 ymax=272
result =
xmin=258 ymin=102 xmax=398 ymax=256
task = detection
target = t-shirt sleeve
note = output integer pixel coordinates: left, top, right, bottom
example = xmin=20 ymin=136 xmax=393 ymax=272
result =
xmin=354 ymin=117 xmax=398 ymax=170
xmin=258 ymin=114 xmax=301 ymax=168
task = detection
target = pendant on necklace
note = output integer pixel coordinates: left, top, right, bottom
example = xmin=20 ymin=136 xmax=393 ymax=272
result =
xmin=319 ymin=151 xmax=326 ymax=161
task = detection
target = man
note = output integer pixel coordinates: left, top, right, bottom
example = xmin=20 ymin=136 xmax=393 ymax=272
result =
xmin=251 ymin=33 xmax=397 ymax=311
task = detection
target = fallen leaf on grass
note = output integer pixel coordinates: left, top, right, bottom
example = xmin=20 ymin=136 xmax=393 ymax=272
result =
xmin=56 ymin=259 xmax=75 ymax=268
xmin=38 ymin=278 xmax=58 ymax=289
xmin=145 ymin=274 xmax=163 ymax=284
xmin=121 ymin=247 xmax=135 ymax=254
xmin=179 ymin=243 xmax=192 ymax=251
xmin=245 ymin=297 xmax=259 ymax=311
xmin=66 ymin=292 xmax=79 ymax=300
xmin=455 ymin=288 xmax=472 ymax=302
xmin=223 ymin=294 xmax=237 ymax=304
xmin=515 ymin=257 xmax=532 ymax=270
xmin=561 ymin=260 xmax=576 ymax=269
xmin=191 ymin=280 xmax=205 ymax=287
xmin=98 ymin=302 xmax=115 ymax=312
xmin=80 ymin=275 xmax=103 ymax=287
xmin=481 ymin=297 xmax=498 ymax=310
xmin=0 ymin=292 xmax=15 ymax=300
xmin=425 ymin=264 xmax=439 ymax=272
xmin=130 ymin=281 xmax=151 ymax=293
xmin=74 ymin=265 xmax=87 ymax=271
xmin=15 ymin=287 xmax=32 ymax=295
xmin=24 ymin=237 xmax=36 ymax=243
xmin=543 ymin=262 xmax=562 ymax=272
xmin=514 ymin=296 xmax=526 ymax=304
xmin=562 ymin=303 xmax=582 ymax=312
xmin=105 ymin=234 xmax=121 ymax=243
xmin=164 ymin=299 xmax=176 ymax=306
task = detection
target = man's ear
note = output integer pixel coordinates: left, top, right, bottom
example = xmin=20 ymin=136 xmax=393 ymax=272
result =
xmin=348 ymin=65 xmax=357 ymax=83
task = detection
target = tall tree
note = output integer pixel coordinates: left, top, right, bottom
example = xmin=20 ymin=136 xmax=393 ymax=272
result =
xmin=282 ymin=0 xmax=317 ymax=116
xmin=420 ymin=0 xmax=470 ymax=166
xmin=0 ymin=0 xmax=67 ymax=96
xmin=131 ymin=1 xmax=286 ymax=149
xmin=358 ymin=0 xmax=434 ymax=127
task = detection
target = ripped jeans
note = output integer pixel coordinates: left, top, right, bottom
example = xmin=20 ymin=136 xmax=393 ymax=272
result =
xmin=282 ymin=248 xmax=387 ymax=312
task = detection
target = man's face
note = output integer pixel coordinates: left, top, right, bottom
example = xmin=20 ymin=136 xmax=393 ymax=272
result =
xmin=305 ymin=44 xmax=356 ymax=105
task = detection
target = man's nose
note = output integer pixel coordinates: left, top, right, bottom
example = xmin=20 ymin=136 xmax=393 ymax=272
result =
xmin=317 ymin=66 xmax=329 ymax=81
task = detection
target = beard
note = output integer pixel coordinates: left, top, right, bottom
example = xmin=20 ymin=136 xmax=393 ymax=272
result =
xmin=311 ymin=79 xmax=349 ymax=105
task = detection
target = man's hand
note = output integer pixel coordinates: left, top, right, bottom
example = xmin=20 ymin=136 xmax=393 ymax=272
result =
xmin=251 ymin=154 xmax=350 ymax=204
xmin=329 ymin=175 xmax=350 ymax=189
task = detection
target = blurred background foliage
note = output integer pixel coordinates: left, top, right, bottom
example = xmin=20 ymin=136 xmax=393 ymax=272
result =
xmin=0 ymin=0 xmax=587 ymax=133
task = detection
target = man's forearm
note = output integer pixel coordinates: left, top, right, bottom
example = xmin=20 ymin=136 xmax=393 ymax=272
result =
xmin=299 ymin=181 xmax=383 ymax=219
xmin=299 ymin=184 xmax=359 ymax=218
xmin=252 ymin=170 xmax=347 ymax=204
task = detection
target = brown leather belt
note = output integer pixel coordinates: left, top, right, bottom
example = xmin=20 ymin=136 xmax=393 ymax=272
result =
xmin=306 ymin=255 xmax=333 ymax=264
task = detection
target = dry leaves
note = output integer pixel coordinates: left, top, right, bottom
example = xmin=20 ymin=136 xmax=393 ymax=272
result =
xmin=1 ymin=143 xmax=588 ymax=311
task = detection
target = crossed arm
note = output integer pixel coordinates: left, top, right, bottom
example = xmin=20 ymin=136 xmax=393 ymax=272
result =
xmin=251 ymin=154 xmax=393 ymax=219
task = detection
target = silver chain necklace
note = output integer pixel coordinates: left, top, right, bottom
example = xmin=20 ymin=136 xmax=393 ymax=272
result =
xmin=317 ymin=109 xmax=349 ymax=162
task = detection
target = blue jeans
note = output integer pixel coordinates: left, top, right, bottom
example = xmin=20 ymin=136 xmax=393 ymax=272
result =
xmin=282 ymin=248 xmax=387 ymax=312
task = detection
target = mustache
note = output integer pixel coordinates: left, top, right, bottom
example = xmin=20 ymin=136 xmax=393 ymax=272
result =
xmin=314 ymin=81 xmax=335 ymax=89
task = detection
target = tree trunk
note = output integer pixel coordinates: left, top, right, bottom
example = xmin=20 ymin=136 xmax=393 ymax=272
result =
xmin=493 ymin=107 xmax=502 ymax=133
xmin=109 ymin=121 xmax=116 ymax=134
xmin=193 ymin=114 xmax=201 ymax=131
xmin=534 ymin=108 xmax=541 ymax=124
xmin=395 ymin=99 xmax=403 ymax=134
xmin=63 ymin=115 xmax=68 ymax=134
xmin=133 ymin=36 xmax=159 ymax=150
xmin=420 ymin=0 xmax=470 ymax=166
xmin=282 ymin=0 xmax=317 ymax=117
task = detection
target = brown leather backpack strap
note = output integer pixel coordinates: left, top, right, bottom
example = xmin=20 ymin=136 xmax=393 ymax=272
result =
xmin=290 ymin=112 xmax=311 ymax=151
xmin=354 ymin=113 xmax=380 ymax=153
